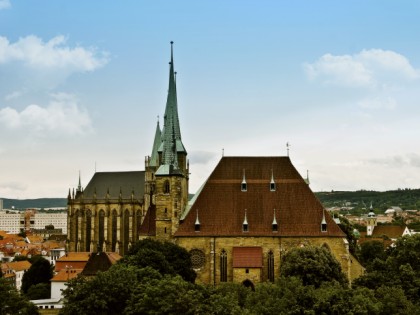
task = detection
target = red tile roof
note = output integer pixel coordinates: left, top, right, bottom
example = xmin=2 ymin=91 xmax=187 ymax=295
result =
xmin=175 ymin=157 xmax=345 ymax=237
xmin=372 ymin=225 xmax=407 ymax=239
xmin=139 ymin=205 xmax=156 ymax=236
xmin=233 ymin=247 xmax=263 ymax=268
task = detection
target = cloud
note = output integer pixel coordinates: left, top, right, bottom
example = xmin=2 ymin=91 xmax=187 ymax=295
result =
xmin=0 ymin=0 xmax=10 ymax=10
xmin=4 ymin=90 xmax=23 ymax=101
xmin=190 ymin=150 xmax=218 ymax=164
xmin=0 ymin=35 xmax=108 ymax=74
xmin=0 ymin=93 xmax=93 ymax=136
xmin=368 ymin=154 xmax=420 ymax=168
xmin=357 ymin=96 xmax=397 ymax=110
xmin=0 ymin=181 xmax=27 ymax=192
xmin=304 ymin=49 xmax=419 ymax=88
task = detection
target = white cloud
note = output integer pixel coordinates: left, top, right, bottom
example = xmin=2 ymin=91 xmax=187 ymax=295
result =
xmin=358 ymin=96 xmax=397 ymax=110
xmin=4 ymin=90 xmax=23 ymax=101
xmin=0 ymin=93 xmax=93 ymax=136
xmin=304 ymin=49 xmax=419 ymax=88
xmin=0 ymin=35 xmax=108 ymax=71
xmin=0 ymin=0 xmax=11 ymax=10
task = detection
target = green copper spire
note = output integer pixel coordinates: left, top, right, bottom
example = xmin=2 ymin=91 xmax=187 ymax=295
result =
xmin=150 ymin=118 xmax=162 ymax=167
xmin=157 ymin=41 xmax=187 ymax=175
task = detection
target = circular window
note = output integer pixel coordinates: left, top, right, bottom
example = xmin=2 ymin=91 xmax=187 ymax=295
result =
xmin=190 ymin=249 xmax=206 ymax=269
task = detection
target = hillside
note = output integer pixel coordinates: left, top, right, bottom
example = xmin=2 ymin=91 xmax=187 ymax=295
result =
xmin=315 ymin=188 xmax=420 ymax=214
xmin=0 ymin=198 xmax=67 ymax=210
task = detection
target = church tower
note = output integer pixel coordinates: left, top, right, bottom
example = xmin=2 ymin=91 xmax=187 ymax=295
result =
xmin=366 ymin=207 xmax=377 ymax=236
xmin=145 ymin=41 xmax=189 ymax=240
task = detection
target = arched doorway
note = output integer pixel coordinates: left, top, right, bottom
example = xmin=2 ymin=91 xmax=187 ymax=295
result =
xmin=242 ymin=279 xmax=255 ymax=291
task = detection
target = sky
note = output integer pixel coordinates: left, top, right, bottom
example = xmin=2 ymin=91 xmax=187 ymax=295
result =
xmin=0 ymin=1 xmax=420 ymax=199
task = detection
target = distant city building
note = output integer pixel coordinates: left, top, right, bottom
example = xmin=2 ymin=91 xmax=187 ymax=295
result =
xmin=0 ymin=199 xmax=3 ymax=211
xmin=0 ymin=212 xmax=23 ymax=234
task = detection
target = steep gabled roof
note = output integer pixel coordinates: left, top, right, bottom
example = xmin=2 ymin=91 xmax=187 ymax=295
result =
xmin=81 ymin=252 xmax=122 ymax=276
xmin=175 ymin=156 xmax=345 ymax=237
xmin=372 ymin=225 xmax=408 ymax=239
xmin=138 ymin=205 xmax=156 ymax=236
xmin=80 ymin=171 xmax=145 ymax=200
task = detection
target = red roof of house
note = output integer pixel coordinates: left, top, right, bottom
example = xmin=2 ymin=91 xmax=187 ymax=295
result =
xmin=175 ymin=157 xmax=345 ymax=237
xmin=372 ymin=225 xmax=407 ymax=239
xmin=232 ymin=247 xmax=263 ymax=268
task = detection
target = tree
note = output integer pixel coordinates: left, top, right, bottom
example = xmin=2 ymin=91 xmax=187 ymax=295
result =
xmin=359 ymin=240 xmax=386 ymax=268
xmin=124 ymin=275 xmax=203 ymax=315
xmin=122 ymin=238 xmax=196 ymax=282
xmin=0 ymin=278 xmax=39 ymax=315
xmin=280 ymin=246 xmax=347 ymax=288
xmin=21 ymin=256 xmax=53 ymax=295
xmin=338 ymin=216 xmax=359 ymax=256
xmin=61 ymin=265 xmax=162 ymax=315
xmin=26 ymin=282 xmax=50 ymax=300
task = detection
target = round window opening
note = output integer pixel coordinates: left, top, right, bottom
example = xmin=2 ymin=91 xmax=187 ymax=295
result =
xmin=190 ymin=249 xmax=206 ymax=269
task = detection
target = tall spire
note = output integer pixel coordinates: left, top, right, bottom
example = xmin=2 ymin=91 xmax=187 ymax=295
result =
xmin=157 ymin=41 xmax=187 ymax=175
xmin=150 ymin=118 xmax=162 ymax=167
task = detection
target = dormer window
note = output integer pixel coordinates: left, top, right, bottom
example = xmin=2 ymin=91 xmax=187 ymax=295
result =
xmin=195 ymin=209 xmax=200 ymax=232
xmin=241 ymin=169 xmax=247 ymax=192
xmin=242 ymin=209 xmax=248 ymax=232
xmin=270 ymin=169 xmax=276 ymax=191
xmin=272 ymin=208 xmax=278 ymax=232
xmin=321 ymin=209 xmax=327 ymax=232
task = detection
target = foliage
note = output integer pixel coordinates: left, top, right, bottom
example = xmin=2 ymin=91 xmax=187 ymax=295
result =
xmin=354 ymin=234 xmax=420 ymax=306
xmin=21 ymin=255 xmax=53 ymax=295
xmin=280 ymin=246 xmax=348 ymax=288
xmin=358 ymin=240 xmax=386 ymax=268
xmin=61 ymin=265 xmax=162 ymax=315
xmin=337 ymin=216 xmax=358 ymax=256
xmin=122 ymin=238 xmax=196 ymax=282
xmin=0 ymin=278 xmax=39 ymax=315
xmin=26 ymin=282 xmax=50 ymax=300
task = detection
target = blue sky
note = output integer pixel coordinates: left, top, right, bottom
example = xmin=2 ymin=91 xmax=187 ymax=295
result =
xmin=1 ymin=1 xmax=420 ymax=198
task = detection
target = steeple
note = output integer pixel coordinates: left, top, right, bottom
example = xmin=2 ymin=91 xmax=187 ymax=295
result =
xmin=157 ymin=41 xmax=187 ymax=175
xmin=150 ymin=118 xmax=162 ymax=167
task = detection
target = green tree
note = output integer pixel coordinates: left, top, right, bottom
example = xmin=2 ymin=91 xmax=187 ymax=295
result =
xmin=338 ymin=216 xmax=359 ymax=256
xmin=124 ymin=275 xmax=202 ymax=315
xmin=61 ymin=265 xmax=161 ymax=315
xmin=280 ymin=246 xmax=347 ymax=288
xmin=0 ymin=278 xmax=39 ymax=315
xmin=21 ymin=256 xmax=53 ymax=295
xmin=122 ymin=238 xmax=196 ymax=282
xmin=26 ymin=282 xmax=50 ymax=300
xmin=359 ymin=240 xmax=386 ymax=268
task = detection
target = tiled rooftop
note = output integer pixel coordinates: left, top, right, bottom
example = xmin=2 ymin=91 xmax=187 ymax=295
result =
xmin=176 ymin=156 xmax=345 ymax=238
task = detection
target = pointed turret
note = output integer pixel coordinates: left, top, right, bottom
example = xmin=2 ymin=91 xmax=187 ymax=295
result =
xmin=157 ymin=41 xmax=187 ymax=175
xmin=150 ymin=118 xmax=162 ymax=167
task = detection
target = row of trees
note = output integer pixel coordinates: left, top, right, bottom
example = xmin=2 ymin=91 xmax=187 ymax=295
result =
xmin=60 ymin=237 xmax=420 ymax=314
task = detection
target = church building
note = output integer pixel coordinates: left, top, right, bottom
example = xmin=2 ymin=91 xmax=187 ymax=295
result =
xmin=67 ymin=42 xmax=363 ymax=285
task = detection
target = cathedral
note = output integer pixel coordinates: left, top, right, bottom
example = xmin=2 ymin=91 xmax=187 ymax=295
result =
xmin=67 ymin=42 xmax=363 ymax=285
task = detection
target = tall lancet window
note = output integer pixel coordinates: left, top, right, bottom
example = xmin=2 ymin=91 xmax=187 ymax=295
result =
xmin=220 ymin=250 xmax=227 ymax=282
xmin=243 ymin=209 xmax=249 ymax=232
xmin=270 ymin=169 xmax=276 ymax=191
xmin=268 ymin=250 xmax=275 ymax=282
xmin=241 ymin=169 xmax=247 ymax=192
xmin=321 ymin=209 xmax=327 ymax=232
xmin=195 ymin=209 xmax=200 ymax=232
xmin=272 ymin=209 xmax=278 ymax=232
xmin=85 ymin=210 xmax=92 ymax=252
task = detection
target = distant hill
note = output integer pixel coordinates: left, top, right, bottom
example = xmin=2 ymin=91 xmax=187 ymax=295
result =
xmin=0 ymin=198 xmax=67 ymax=210
xmin=315 ymin=188 xmax=420 ymax=214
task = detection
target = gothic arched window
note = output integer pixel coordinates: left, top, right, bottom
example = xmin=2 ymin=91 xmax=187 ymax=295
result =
xmin=85 ymin=210 xmax=92 ymax=252
xmin=268 ymin=250 xmax=275 ymax=282
xmin=164 ymin=180 xmax=170 ymax=194
xmin=112 ymin=210 xmax=118 ymax=252
xmin=220 ymin=250 xmax=227 ymax=282
xmin=98 ymin=210 xmax=105 ymax=251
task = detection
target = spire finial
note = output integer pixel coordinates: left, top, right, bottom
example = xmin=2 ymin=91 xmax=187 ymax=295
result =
xmin=286 ymin=142 xmax=291 ymax=157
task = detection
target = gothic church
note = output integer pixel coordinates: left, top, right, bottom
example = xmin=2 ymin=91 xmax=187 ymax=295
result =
xmin=67 ymin=43 xmax=363 ymax=285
